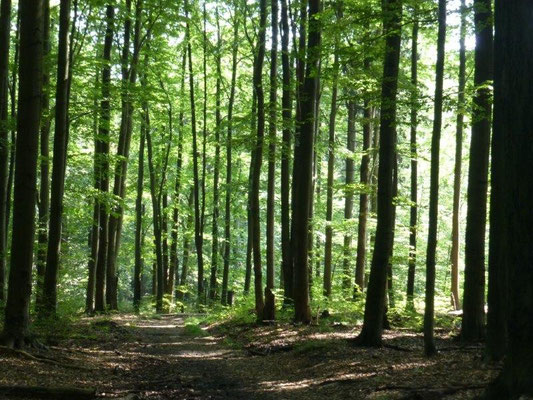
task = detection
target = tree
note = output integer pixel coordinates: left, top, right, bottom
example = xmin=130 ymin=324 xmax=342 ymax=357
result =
xmin=450 ymin=0 xmax=466 ymax=311
xmin=250 ymin=0 xmax=267 ymax=320
xmin=94 ymin=4 xmax=115 ymax=313
xmin=355 ymin=0 xmax=402 ymax=346
xmin=264 ymin=0 xmax=279 ymax=320
xmin=1 ymin=0 xmax=43 ymax=347
xmin=484 ymin=1 xmax=533 ymax=397
xmin=424 ymin=0 xmax=446 ymax=357
xmin=0 ymin=0 xmax=11 ymax=303
xmin=280 ymin=0 xmax=292 ymax=303
xmin=42 ymin=0 xmax=72 ymax=316
xmin=292 ymin=0 xmax=320 ymax=324
xmin=406 ymin=3 xmax=418 ymax=309
xmin=461 ymin=0 xmax=493 ymax=342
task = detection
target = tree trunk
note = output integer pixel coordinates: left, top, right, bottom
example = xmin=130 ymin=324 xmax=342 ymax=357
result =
xmin=250 ymin=0 xmax=267 ymax=321
xmin=42 ymin=0 xmax=71 ymax=316
xmin=355 ymin=0 xmax=402 ymax=346
xmin=185 ymin=0 xmax=204 ymax=302
xmin=263 ymin=0 xmax=278 ymax=321
xmin=177 ymin=189 xmax=193 ymax=301
xmin=133 ymin=123 xmax=145 ymax=312
xmin=209 ymin=8 xmax=222 ymax=302
xmin=244 ymin=91 xmax=256 ymax=295
xmin=342 ymin=99 xmax=356 ymax=293
xmin=94 ymin=4 xmax=115 ymax=313
xmin=450 ymin=0 xmax=466 ymax=312
xmin=461 ymin=0 xmax=493 ymax=343
xmin=323 ymin=48 xmax=339 ymax=299
xmin=35 ymin=0 xmax=49 ymax=309
xmin=424 ymin=0 xmax=446 ymax=357
xmin=0 ymin=0 xmax=11 ymax=303
xmin=355 ymin=60 xmax=372 ymax=296
xmin=483 ymin=1 xmax=533 ymax=396
xmin=292 ymin=0 xmax=320 ymax=324
xmin=280 ymin=0 xmax=292 ymax=304
xmin=1 ymin=0 xmax=43 ymax=347
xmin=221 ymin=7 xmax=239 ymax=305
xmin=406 ymin=5 xmax=418 ymax=310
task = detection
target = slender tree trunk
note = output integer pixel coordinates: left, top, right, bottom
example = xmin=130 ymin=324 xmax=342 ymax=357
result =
xmin=280 ymin=0 xmax=292 ymax=303
xmin=170 ymin=49 xmax=187 ymax=304
xmin=0 ymin=0 xmax=43 ymax=347
xmin=250 ymin=0 xmax=267 ymax=320
xmin=355 ymin=0 xmax=402 ymax=346
xmin=185 ymin=0 xmax=204 ymax=302
xmin=221 ymin=7 xmax=239 ymax=305
xmin=0 ymin=0 xmax=11 ymax=303
xmin=94 ymin=4 xmax=115 ymax=313
xmin=450 ymin=0 xmax=466 ymax=312
xmin=35 ymin=0 xmax=49 ymax=308
xmin=323 ymin=50 xmax=339 ymax=299
xmin=42 ymin=0 xmax=71 ymax=316
xmin=244 ymin=91 xmax=256 ymax=295
xmin=483 ymin=2 xmax=533 ymax=396
xmin=354 ymin=58 xmax=371 ymax=295
xmin=263 ymin=0 xmax=278 ymax=320
xmin=406 ymin=6 xmax=418 ymax=310
xmin=424 ymin=0 xmax=446 ymax=357
xmin=461 ymin=0 xmax=493 ymax=343
xmin=292 ymin=0 xmax=320 ymax=323
xmin=85 ymin=66 xmax=100 ymax=314
xmin=177 ymin=190 xmax=193 ymax=301
xmin=162 ymin=191 xmax=169 ymax=293
xmin=209 ymin=8 xmax=222 ymax=302
xmin=133 ymin=118 xmax=145 ymax=312
xmin=342 ymin=99 xmax=356 ymax=293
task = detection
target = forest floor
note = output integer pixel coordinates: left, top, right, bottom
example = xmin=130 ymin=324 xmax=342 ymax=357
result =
xmin=0 ymin=313 xmax=500 ymax=400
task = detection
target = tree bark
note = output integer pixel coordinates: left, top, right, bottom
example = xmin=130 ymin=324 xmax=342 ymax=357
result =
xmin=0 ymin=0 xmax=11 ymax=303
xmin=133 ymin=117 xmax=145 ymax=312
xmin=221 ymin=6 xmax=239 ymax=305
xmin=42 ymin=0 xmax=71 ymax=316
xmin=483 ymin=1 xmax=533 ymax=396
xmin=450 ymin=0 xmax=466 ymax=311
xmin=461 ymin=0 xmax=493 ymax=343
xmin=355 ymin=0 xmax=402 ymax=346
xmin=94 ymin=4 xmax=115 ymax=313
xmin=280 ymin=0 xmax=293 ymax=304
xmin=406 ymin=5 xmax=418 ymax=310
xmin=35 ymin=0 xmax=50 ymax=309
xmin=323 ymin=48 xmax=339 ymax=299
xmin=292 ymin=0 xmax=320 ymax=324
xmin=424 ymin=0 xmax=446 ymax=357
xmin=1 ymin=0 xmax=43 ymax=347
xmin=342 ymin=99 xmax=356 ymax=293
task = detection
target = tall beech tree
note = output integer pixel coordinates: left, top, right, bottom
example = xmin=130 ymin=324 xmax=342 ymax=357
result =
xmin=42 ymin=0 xmax=71 ymax=316
xmin=0 ymin=0 xmax=43 ymax=347
xmin=342 ymin=99 xmax=355 ymax=293
xmin=0 ymin=0 xmax=11 ymax=302
xmin=450 ymin=0 xmax=466 ymax=311
xmin=292 ymin=0 xmax=320 ymax=323
xmin=484 ymin=1 xmax=533 ymax=396
xmin=355 ymin=0 xmax=402 ymax=346
xmin=264 ymin=0 xmax=278 ymax=320
xmin=406 ymin=5 xmax=418 ymax=309
xmin=250 ymin=0 xmax=267 ymax=320
xmin=461 ymin=0 xmax=493 ymax=343
xmin=94 ymin=4 xmax=115 ymax=313
xmin=424 ymin=0 xmax=446 ymax=357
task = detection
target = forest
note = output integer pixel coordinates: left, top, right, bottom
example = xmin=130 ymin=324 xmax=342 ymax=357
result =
xmin=0 ymin=0 xmax=531 ymax=398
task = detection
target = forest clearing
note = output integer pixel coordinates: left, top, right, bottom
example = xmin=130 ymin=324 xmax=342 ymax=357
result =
xmin=0 ymin=0 xmax=532 ymax=398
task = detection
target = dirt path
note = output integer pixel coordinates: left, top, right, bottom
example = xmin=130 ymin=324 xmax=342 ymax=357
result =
xmin=0 ymin=314 xmax=499 ymax=399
